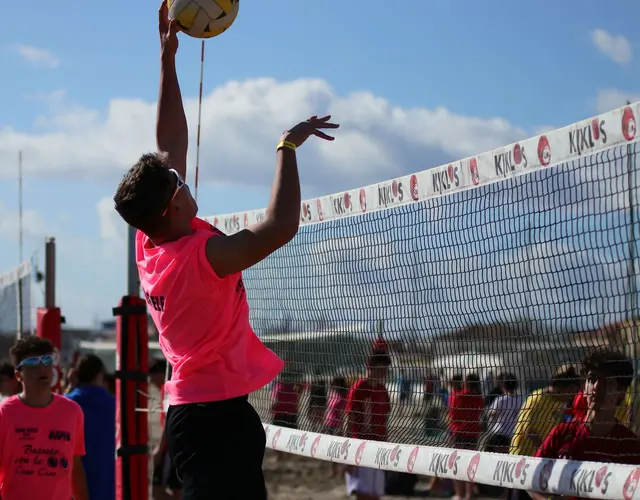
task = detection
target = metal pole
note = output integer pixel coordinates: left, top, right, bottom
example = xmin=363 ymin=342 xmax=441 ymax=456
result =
xmin=44 ymin=237 xmax=56 ymax=309
xmin=127 ymin=225 xmax=139 ymax=297
xmin=17 ymin=152 xmax=24 ymax=339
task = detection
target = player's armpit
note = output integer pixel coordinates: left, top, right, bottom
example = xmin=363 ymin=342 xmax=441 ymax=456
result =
xmin=205 ymin=221 xmax=298 ymax=278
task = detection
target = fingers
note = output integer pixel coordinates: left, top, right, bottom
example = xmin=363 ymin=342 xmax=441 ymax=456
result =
xmin=159 ymin=0 xmax=169 ymax=29
xmin=312 ymin=129 xmax=335 ymax=141
xmin=169 ymin=18 xmax=181 ymax=36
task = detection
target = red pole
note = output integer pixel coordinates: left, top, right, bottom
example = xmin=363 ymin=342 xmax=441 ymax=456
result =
xmin=134 ymin=296 xmax=149 ymax=500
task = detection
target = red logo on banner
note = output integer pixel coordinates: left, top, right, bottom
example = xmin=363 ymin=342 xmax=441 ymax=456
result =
xmin=355 ymin=442 xmax=366 ymax=466
xmin=410 ymin=175 xmax=419 ymax=200
xmin=359 ymin=189 xmax=367 ymax=213
xmin=310 ymin=435 xmax=322 ymax=458
xmin=622 ymin=106 xmax=636 ymax=141
xmin=467 ymin=453 xmax=481 ymax=482
xmin=469 ymin=158 xmax=479 ymax=185
xmin=537 ymin=136 xmax=551 ymax=166
xmin=272 ymin=428 xmax=282 ymax=449
xmin=316 ymin=199 xmax=324 ymax=221
xmin=623 ymin=467 xmax=640 ymax=500
xmin=407 ymin=447 xmax=419 ymax=473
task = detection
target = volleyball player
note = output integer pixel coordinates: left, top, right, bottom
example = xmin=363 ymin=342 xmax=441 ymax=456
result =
xmin=112 ymin=3 xmax=338 ymax=498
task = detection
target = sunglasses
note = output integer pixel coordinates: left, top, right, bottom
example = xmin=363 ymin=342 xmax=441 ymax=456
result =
xmin=162 ymin=169 xmax=186 ymax=216
xmin=17 ymin=354 xmax=54 ymax=370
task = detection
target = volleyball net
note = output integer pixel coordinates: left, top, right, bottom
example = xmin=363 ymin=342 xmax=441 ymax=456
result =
xmin=0 ymin=259 xmax=34 ymax=336
xmin=201 ymin=103 xmax=640 ymax=498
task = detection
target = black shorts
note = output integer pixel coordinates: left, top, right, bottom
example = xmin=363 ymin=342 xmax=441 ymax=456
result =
xmin=166 ymin=395 xmax=267 ymax=500
xmin=152 ymin=450 xmax=181 ymax=491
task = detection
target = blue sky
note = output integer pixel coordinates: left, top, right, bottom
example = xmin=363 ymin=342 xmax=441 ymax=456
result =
xmin=0 ymin=0 xmax=639 ymax=328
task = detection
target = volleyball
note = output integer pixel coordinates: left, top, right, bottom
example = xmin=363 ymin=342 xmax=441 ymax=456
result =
xmin=167 ymin=0 xmax=239 ymax=39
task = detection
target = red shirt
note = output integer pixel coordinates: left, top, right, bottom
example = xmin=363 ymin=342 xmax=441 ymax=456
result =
xmin=272 ymin=382 xmax=299 ymax=415
xmin=536 ymin=420 xmax=640 ymax=463
xmin=346 ymin=378 xmax=390 ymax=441
xmin=448 ymin=390 xmax=484 ymax=438
xmin=569 ymin=392 xmax=588 ymax=421
xmin=536 ymin=421 xmax=640 ymax=500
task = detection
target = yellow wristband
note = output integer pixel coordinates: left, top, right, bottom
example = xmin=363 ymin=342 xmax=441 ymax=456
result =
xmin=276 ymin=140 xmax=296 ymax=152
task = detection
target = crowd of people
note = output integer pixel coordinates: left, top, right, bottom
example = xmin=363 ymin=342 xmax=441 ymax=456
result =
xmin=269 ymin=340 xmax=640 ymax=500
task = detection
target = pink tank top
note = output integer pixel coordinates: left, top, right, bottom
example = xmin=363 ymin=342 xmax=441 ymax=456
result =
xmin=136 ymin=217 xmax=283 ymax=405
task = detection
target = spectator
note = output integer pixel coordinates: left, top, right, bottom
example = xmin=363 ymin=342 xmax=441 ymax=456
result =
xmin=449 ymin=373 xmax=484 ymax=500
xmin=484 ymin=373 xmax=524 ymax=453
xmin=308 ymin=371 xmax=327 ymax=432
xmin=345 ymin=340 xmax=391 ymax=500
xmin=148 ymin=359 xmax=181 ymax=500
xmin=103 ymin=372 xmax=116 ymax=396
xmin=0 ymin=362 xmax=20 ymax=400
xmin=0 ymin=337 xmax=88 ymax=500
xmin=510 ymin=364 xmax=581 ymax=457
xmin=66 ymin=354 xmax=116 ymax=500
xmin=325 ymin=376 xmax=349 ymax=477
xmin=530 ymin=351 xmax=640 ymax=500
xmin=272 ymin=372 xmax=300 ymax=462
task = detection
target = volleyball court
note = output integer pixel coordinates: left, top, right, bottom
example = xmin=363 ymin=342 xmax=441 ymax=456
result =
xmin=198 ymin=103 xmax=638 ymax=498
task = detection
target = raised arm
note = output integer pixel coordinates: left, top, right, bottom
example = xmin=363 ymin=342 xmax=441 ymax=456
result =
xmin=205 ymin=116 xmax=339 ymax=278
xmin=157 ymin=1 xmax=188 ymax=179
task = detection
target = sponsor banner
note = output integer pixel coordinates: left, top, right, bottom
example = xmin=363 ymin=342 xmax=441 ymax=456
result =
xmin=263 ymin=424 xmax=640 ymax=499
xmin=205 ymin=103 xmax=639 ymax=233
xmin=0 ymin=260 xmax=32 ymax=289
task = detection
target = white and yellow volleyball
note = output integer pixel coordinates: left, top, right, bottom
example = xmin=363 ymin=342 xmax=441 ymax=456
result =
xmin=167 ymin=0 xmax=239 ymax=39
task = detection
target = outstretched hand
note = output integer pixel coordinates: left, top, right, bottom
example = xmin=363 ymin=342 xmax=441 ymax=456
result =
xmin=159 ymin=0 xmax=180 ymax=56
xmin=281 ymin=116 xmax=340 ymax=148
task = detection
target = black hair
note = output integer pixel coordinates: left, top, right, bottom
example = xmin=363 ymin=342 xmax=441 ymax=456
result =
xmin=75 ymin=354 xmax=106 ymax=385
xmin=113 ymin=153 xmax=175 ymax=235
xmin=551 ymin=364 xmax=581 ymax=390
xmin=10 ymin=337 xmax=54 ymax=369
xmin=498 ymin=372 xmax=518 ymax=393
xmin=582 ymin=350 xmax=634 ymax=393
xmin=465 ymin=373 xmax=482 ymax=394
xmin=0 ymin=362 xmax=15 ymax=378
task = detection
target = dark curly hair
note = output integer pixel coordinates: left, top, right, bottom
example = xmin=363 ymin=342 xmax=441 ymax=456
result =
xmin=75 ymin=354 xmax=106 ymax=385
xmin=113 ymin=152 xmax=175 ymax=235
xmin=582 ymin=350 xmax=633 ymax=393
xmin=10 ymin=337 xmax=54 ymax=369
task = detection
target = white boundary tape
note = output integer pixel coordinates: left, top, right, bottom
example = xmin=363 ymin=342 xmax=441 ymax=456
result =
xmin=204 ymin=103 xmax=639 ymax=233
xmin=263 ymin=423 xmax=640 ymax=500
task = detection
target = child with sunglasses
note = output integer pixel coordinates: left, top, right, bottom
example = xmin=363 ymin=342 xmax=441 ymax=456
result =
xmin=0 ymin=337 xmax=88 ymax=500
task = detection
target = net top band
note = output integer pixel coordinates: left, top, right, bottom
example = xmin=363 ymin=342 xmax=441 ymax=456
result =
xmin=203 ymin=102 xmax=639 ymax=234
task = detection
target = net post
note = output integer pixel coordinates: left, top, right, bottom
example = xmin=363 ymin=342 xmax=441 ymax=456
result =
xmin=114 ymin=295 xmax=148 ymax=500
xmin=44 ymin=237 xmax=56 ymax=308
xmin=127 ymin=226 xmax=139 ymax=297
xmin=135 ymin=297 xmax=149 ymax=500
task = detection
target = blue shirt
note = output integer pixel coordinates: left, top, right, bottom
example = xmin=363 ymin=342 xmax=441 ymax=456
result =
xmin=67 ymin=385 xmax=116 ymax=500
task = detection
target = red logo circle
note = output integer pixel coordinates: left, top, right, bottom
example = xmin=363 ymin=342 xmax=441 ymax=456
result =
xmin=537 ymin=136 xmax=551 ymax=166
xmin=622 ymin=106 xmax=636 ymax=141
xmin=410 ymin=175 xmax=419 ymax=200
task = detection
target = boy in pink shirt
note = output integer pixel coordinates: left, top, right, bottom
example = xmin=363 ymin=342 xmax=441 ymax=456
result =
xmin=112 ymin=3 xmax=339 ymax=499
xmin=0 ymin=337 xmax=88 ymax=500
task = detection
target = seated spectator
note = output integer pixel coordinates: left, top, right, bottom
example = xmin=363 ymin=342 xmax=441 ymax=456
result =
xmin=510 ymin=364 xmax=580 ymax=457
xmin=529 ymin=350 xmax=640 ymax=500
xmin=484 ymin=373 xmax=524 ymax=453
xmin=449 ymin=373 xmax=484 ymax=500
xmin=66 ymin=354 xmax=116 ymax=500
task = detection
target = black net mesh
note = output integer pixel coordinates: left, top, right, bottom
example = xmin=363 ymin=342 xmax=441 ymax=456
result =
xmin=246 ymin=142 xmax=640 ymax=450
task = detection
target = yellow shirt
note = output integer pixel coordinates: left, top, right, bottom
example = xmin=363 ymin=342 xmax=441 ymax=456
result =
xmin=510 ymin=388 xmax=566 ymax=456
xmin=617 ymin=384 xmax=639 ymax=435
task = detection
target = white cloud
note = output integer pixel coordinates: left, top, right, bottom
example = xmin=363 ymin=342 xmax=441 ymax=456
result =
xmin=97 ymin=197 xmax=124 ymax=241
xmin=9 ymin=44 xmax=60 ymax=69
xmin=590 ymin=29 xmax=633 ymax=65
xmin=0 ymin=78 xmax=527 ymax=195
xmin=595 ymin=88 xmax=640 ymax=113
xmin=0 ymin=201 xmax=53 ymax=243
